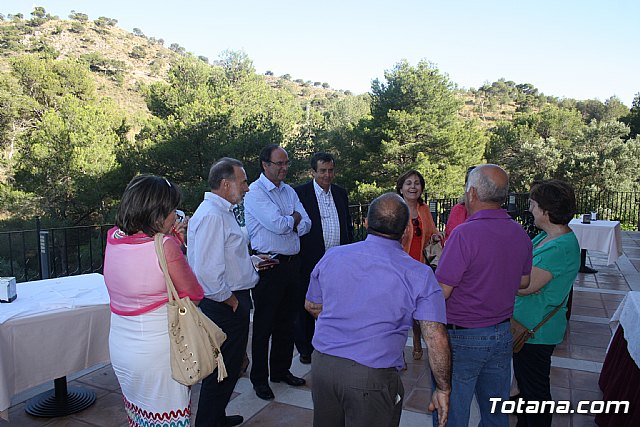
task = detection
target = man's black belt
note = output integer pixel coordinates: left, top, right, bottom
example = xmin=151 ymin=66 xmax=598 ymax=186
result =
xmin=273 ymin=253 xmax=298 ymax=263
xmin=446 ymin=318 xmax=510 ymax=330
xmin=251 ymin=251 xmax=298 ymax=263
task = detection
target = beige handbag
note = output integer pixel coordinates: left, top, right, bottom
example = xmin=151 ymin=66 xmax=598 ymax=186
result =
xmin=154 ymin=234 xmax=228 ymax=386
xmin=423 ymin=234 xmax=443 ymax=268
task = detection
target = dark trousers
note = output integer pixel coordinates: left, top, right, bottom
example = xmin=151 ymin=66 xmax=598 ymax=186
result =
xmin=311 ymin=351 xmax=404 ymax=427
xmin=194 ymin=290 xmax=251 ymax=427
xmin=294 ymin=268 xmax=315 ymax=357
xmin=513 ymin=343 xmax=556 ymax=427
xmin=250 ymin=257 xmax=300 ymax=385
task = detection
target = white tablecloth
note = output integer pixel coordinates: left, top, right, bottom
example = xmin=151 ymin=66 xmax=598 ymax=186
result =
xmin=0 ymin=274 xmax=111 ymax=417
xmin=610 ymin=291 xmax=640 ymax=366
xmin=568 ymin=219 xmax=623 ymax=266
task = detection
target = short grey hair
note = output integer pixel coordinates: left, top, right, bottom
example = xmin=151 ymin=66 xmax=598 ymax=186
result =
xmin=466 ymin=164 xmax=509 ymax=204
xmin=208 ymin=157 xmax=243 ymax=190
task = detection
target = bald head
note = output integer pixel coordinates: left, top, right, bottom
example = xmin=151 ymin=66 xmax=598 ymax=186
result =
xmin=466 ymin=164 xmax=509 ymax=206
xmin=366 ymin=193 xmax=409 ymax=241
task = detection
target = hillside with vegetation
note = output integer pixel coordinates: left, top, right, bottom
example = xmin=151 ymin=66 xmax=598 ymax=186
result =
xmin=1 ymin=7 xmax=639 ymax=229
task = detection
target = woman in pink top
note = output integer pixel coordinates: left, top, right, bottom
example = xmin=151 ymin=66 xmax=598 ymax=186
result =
xmin=444 ymin=166 xmax=476 ymax=243
xmin=104 ymin=175 xmax=204 ymax=427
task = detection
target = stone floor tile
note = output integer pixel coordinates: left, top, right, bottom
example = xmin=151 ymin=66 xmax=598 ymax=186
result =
xmin=399 ymin=409 xmax=433 ymax=427
xmin=575 ymin=275 xmax=597 ymax=283
xmin=567 ymin=321 xmax=611 ymax=336
xmin=594 ymin=271 xmax=624 ymax=278
xmin=600 ymin=292 xmax=625 ymax=302
xmin=602 ymin=299 xmax=622 ymax=311
xmin=403 ymin=387 xmax=430 ymax=413
xmin=570 ymin=388 xmax=603 ymax=407
xmin=568 ymin=332 xmax=610 ymax=348
xmin=571 ymin=413 xmax=598 ymax=427
xmin=570 ymin=345 xmax=607 ymax=362
xmin=274 ymin=387 xmax=313 ymax=411
xmin=400 ymin=376 xmax=418 ymax=397
xmin=571 ymin=297 xmax=604 ymax=309
xmin=570 ymin=370 xmax=601 ymax=392
xmin=241 ymin=401 xmax=313 ymax=427
xmin=551 ymin=414 xmax=571 ymax=427
xmin=414 ymin=372 xmax=433 ymax=389
xmin=553 ymin=345 xmax=572 ymax=358
xmin=73 ymin=366 xmax=120 ymax=393
xmin=48 ymin=420 xmax=108 ymax=427
xmin=67 ymin=392 xmax=127 ymax=427
xmin=550 ymin=386 xmax=571 ymax=401
xmin=549 ymin=367 xmax=571 ymax=388
xmin=5 ymin=402 xmax=57 ymax=426
xmin=572 ymin=294 xmax=602 ymax=305
xmin=576 ymin=281 xmax=598 ymax=288
xmin=570 ymin=306 xmax=608 ymax=318
xmin=596 ymin=283 xmax=630 ymax=291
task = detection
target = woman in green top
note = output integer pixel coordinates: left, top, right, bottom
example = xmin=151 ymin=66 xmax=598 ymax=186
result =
xmin=514 ymin=180 xmax=580 ymax=427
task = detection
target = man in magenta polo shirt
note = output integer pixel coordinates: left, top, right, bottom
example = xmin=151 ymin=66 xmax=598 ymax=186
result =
xmin=434 ymin=164 xmax=532 ymax=427
xmin=305 ymin=193 xmax=452 ymax=427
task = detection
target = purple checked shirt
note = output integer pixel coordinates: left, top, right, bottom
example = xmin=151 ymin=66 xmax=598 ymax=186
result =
xmin=306 ymin=234 xmax=446 ymax=370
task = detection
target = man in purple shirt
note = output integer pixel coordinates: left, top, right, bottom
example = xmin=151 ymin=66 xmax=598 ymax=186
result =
xmin=434 ymin=164 xmax=533 ymax=427
xmin=305 ymin=193 xmax=451 ymax=427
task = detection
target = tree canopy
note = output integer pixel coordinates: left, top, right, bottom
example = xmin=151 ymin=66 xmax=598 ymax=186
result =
xmin=0 ymin=8 xmax=637 ymax=227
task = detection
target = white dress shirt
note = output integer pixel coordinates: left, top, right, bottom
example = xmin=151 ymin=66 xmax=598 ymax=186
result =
xmin=187 ymin=192 xmax=259 ymax=302
xmin=244 ymin=173 xmax=311 ymax=255
xmin=313 ymin=180 xmax=341 ymax=251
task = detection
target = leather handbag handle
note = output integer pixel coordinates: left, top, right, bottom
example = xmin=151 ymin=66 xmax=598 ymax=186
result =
xmin=530 ymin=293 xmax=570 ymax=333
xmin=154 ymin=233 xmax=182 ymax=306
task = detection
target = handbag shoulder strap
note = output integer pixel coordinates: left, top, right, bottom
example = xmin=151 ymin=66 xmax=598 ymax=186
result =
xmin=531 ymin=293 xmax=570 ymax=333
xmin=154 ymin=233 xmax=181 ymax=304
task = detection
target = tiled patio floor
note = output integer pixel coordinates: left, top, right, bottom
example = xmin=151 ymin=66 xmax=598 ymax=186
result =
xmin=3 ymin=231 xmax=639 ymax=427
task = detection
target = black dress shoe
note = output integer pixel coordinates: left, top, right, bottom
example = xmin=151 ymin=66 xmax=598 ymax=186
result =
xmin=222 ymin=415 xmax=244 ymax=426
xmin=270 ymin=372 xmax=306 ymax=386
xmin=253 ymin=384 xmax=275 ymax=400
xmin=299 ymin=354 xmax=312 ymax=364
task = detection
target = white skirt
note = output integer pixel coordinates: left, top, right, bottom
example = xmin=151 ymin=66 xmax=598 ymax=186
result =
xmin=109 ymin=305 xmax=191 ymax=426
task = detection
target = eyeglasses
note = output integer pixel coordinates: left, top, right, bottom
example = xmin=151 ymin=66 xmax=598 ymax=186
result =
xmin=412 ymin=218 xmax=422 ymax=237
xmin=266 ymin=160 xmax=290 ymax=167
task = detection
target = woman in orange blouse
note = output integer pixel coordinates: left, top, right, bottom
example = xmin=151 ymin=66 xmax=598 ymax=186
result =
xmin=396 ymin=170 xmax=438 ymax=360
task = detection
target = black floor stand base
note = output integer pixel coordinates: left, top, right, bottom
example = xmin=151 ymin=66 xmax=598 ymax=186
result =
xmin=579 ymin=249 xmax=598 ymax=274
xmin=25 ymin=377 xmax=96 ymax=418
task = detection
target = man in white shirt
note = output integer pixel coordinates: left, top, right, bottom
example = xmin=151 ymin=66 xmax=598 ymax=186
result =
xmin=244 ymin=144 xmax=312 ymax=400
xmin=294 ymin=153 xmax=353 ymax=364
xmin=188 ymin=157 xmax=258 ymax=427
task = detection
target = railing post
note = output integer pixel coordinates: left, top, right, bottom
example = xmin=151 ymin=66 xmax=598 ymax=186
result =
xmin=507 ymin=193 xmax=517 ymax=219
xmin=429 ymin=199 xmax=438 ymax=227
xmin=39 ymin=229 xmax=50 ymax=280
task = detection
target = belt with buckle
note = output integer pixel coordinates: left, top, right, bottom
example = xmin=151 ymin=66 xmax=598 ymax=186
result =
xmin=252 ymin=251 xmax=298 ymax=263
xmin=273 ymin=253 xmax=298 ymax=263
xmin=446 ymin=318 xmax=510 ymax=330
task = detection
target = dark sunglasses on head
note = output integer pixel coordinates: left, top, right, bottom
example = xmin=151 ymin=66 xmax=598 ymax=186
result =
xmin=412 ymin=218 xmax=422 ymax=236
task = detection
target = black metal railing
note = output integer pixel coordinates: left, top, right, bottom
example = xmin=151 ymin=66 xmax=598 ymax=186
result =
xmin=2 ymin=191 xmax=638 ymax=282
xmin=0 ymin=220 xmax=113 ymax=283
